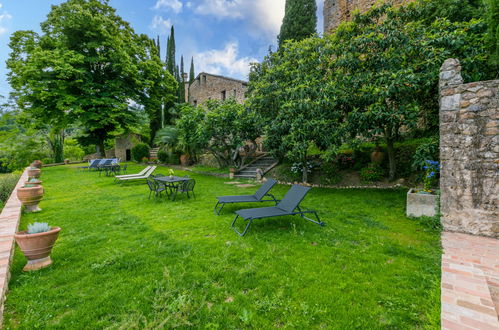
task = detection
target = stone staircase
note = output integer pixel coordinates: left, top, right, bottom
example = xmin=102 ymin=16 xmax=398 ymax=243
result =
xmin=234 ymin=155 xmax=278 ymax=179
xmin=149 ymin=147 xmax=160 ymax=160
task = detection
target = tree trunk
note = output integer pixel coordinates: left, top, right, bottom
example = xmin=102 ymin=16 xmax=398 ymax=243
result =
xmin=96 ymin=140 xmax=106 ymax=158
xmin=385 ymin=136 xmax=396 ymax=181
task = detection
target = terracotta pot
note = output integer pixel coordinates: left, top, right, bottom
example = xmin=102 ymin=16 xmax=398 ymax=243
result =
xmin=14 ymin=227 xmax=61 ymax=271
xmin=370 ymin=148 xmax=385 ymax=164
xmin=64 ymin=159 xmax=70 ymax=164
xmin=180 ymin=154 xmax=190 ymax=166
xmin=31 ymin=160 xmax=42 ymax=169
xmin=17 ymin=185 xmax=44 ymax=212
xmin=28 ymin=167 xmax=41 ymax=179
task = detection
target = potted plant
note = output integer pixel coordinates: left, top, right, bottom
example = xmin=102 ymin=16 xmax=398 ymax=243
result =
xmin=14 ymin=222 xmax=61 ymax=271
xmin=17 ymin=183 xmax=44 ymax=212
xmin=179 ymin=154 xmax=190 ymax=166
xmin=64 ymin=159 xmax=70 ymax=165
xmin=406 ymin=160 xmax=440 ymax=217
xmin=229 ymin=167 xmax=236 ymax=179
xmin=24 ymin=177 xmax=43 ymax=187
xmin=31 ymin=160 xmax=42 ymax=169
xmin=27 ymin=166 xmax=41 ymax=179
xmin=168 ymin=168 xmax=175 ymax=179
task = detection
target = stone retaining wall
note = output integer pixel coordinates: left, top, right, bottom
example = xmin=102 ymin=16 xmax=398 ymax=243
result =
xmin=0 ymin=168 xmax=28 ymax=322
xmin=439 ymin=58 xmax=498 ymax=238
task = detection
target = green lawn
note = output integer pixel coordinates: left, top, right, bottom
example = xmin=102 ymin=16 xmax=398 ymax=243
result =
xmin=4 ymin=164 xmax=441 ymax=329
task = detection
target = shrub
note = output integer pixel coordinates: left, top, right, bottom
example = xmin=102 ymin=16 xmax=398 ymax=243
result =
xmin=0 ymin=174 xmax=20 ymax=204
xmin=360 ymin=163 xmax=385 ymax=183
xmin=131 ymin=143 xmax=150 ymax=162
xmin=320 ymin=162 xmax=341 ymax=185
xmin=27 ymin=222 xmax=51 ymax=234
xmin=412 ymin=137 xmax=439 ymax=171
xmin=157 ymin=149 xmax=169 ymax=163
xmin=271 ymin=163 xmax=301 ymax=182
xmin=64 ymin=139 xmax=85 ymax=161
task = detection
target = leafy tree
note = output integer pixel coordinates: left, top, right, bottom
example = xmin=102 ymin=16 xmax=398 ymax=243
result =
xmin=175 ymin=104 xmax=207 ymax=161
xmin=277 ymin=0 xmax=317 ymax=47
xmin=178 ymin=56 xmax=186 ymax=103
xmin=484 ymin=0 xmax=499 ymax=68
xmin=202 ymin=99 xmax=262 ymax=168
xmin=8 ymin=0 xmax=156 ymax=157
xmin=166 ymin=26 xmax=176 ymax=75
xmin=189 ymin=57 xmax=195 ymax=85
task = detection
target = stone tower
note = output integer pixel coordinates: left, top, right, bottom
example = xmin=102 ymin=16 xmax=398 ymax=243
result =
xmin=323 ymin=0 xmax=414 ymax=33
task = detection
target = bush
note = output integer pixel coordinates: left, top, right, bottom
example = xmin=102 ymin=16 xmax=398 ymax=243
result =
xmin=360 ymin=163 xmax=385 ymax=183
xmin=131 ymin=143 xmax=150 ymax=162
xmin=0 ymin=174 xmax=20 ymax=204
xmin=271 ymin=163 xmax=301 ymax=182
xmin=157 ymin=149 xmax=169 ymax=163
xmin=64 ymin=139 xmax=85 ymax=161
xmin=412 ymin=137 xmax=439 ymax=171
xmin=320 ymin=162 xmax=341 ymax=185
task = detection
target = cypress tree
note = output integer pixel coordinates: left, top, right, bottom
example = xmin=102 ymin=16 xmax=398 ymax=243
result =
xmin=166 ymin=26 xmax=176 ymax=74
xmin=485 ymin=0 xmax=499 ymax=68
xmin=179 ymin=56 xmax=186 ymax=103
xmin=189 ymin=57 xmax=195 ymax=84
xmin=277 ymin=0 xmax=317 ymax=47
xmin=156 ymin=35 xmax=161 ymax=58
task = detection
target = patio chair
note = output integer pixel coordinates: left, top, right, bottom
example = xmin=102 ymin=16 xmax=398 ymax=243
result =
xmin=114 ymin=166 xmax=151 ymax=181
xmin=116 ymin=166 xmax=156 ymax=184
xmin=231 ymin=185 xmax=324 ymax=236
xmin=146 ymin=177 xmax=166 ymax=199
xmin=78 ymin=159 xmax=101 ymax=171
xmin=171 ymin=179 xmax=196 ymax=201
xmin=97 ymin=159 xmax=114 ymax=176
xmin=214 ymin=179 xmax=278 ymax=215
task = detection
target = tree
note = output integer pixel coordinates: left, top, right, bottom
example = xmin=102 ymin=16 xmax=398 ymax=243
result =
xmin=178 ymin=56 xmax=186 ymax=103
xmin=8 ymin=0 xmax=156 ymax=157
xmin=175 ymin=104 xmax=207 ymax=162
xmin=484 ymin=0 xmax=499 ymax=68
xmin=189 ymin=57 xmax=195 ymax=84
xmin=166 ymin=26 xmax=176 ymax=75
xmin=277 ymin=0 xmax=317 ymax=47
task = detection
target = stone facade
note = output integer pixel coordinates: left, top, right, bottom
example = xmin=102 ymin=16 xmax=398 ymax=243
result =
xmin=439 ymin=58 xmax=498 ymax=238
xmin=323 ymin=0 xmax=414 ymax=33
xmin=115 ymin=134 xmax=140 ymax=162
xmin=188 ymin=73 xmax=248 ymax=106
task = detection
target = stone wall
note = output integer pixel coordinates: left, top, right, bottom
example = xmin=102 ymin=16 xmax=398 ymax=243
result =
xmin=188 ymin=73 xmax=247 ymax=106
xmin=323 ymin=0 xmax=414 ymax=33
xmin=439 ymin=58 xmax=498 ymax=238
xmin=115 ymin=134 xmax=140 ymax=162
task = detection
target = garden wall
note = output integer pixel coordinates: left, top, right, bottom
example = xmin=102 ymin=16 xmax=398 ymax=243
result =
xmin=0 ymin=168 xmax=28 ymax=321
xmin=439 ymin=58 xmax=498 ymax=238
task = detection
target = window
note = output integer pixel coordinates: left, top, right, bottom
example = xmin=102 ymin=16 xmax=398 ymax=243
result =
xmin=233 ymin=89 xmax=237 ymax=97
xmin=221 ymin=90 xmax=226 ymax=101
xmin=193 ymin=100 xmax=198 ymax=106
xmin=202 ymin=75 xmax=207 ymax=84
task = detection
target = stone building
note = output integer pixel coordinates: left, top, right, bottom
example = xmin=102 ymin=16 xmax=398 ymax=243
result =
xmin=323 ymin=0 xmax=414 ymax=33
xmin=186 ymin=72 xmax=248 ymax=106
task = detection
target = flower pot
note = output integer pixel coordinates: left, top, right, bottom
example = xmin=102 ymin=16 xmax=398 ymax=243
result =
xmin=180 ymin=154 xmax=190 ymax=166
xmin=370 ymin=148 xmax=385 ymax=164
xmin=64 ymin=159 xmax=70 ymax=165
xmin=17 ymin=185 xmax=44 ymax=212
xmin=31 ymin=160 xmax=42 ymax=169
xmin=406 ymin=188 xmax=438 ymax=217
xmin=28 ymin=167 xmax=41 ymax=179
xmin=14 ymin=227 xmax=61 ymax=271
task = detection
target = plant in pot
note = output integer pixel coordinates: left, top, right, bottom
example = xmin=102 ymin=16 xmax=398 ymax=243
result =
xmin=25 ymin=177 xmax=43 ymax=187
xmin=17 ymin=183 xmax=44 ymax=212
xmin=407 ymin=160 xmax=440 ymax=217
xmin=14 ymin=222 xmax=61 ymax=271
xmin=64 ymin=159 xmax=70 ymax=165
xmin=31 ymin=160 xmax=42 ymax=169
xmin=168 ymin=168 xmax=175 ymax=179
xmin=27 ymin=166 xmax=41 ymax=179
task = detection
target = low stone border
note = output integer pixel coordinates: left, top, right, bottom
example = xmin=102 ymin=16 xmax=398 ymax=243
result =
xmin=0 ymin=168 xmax=28 ymax=322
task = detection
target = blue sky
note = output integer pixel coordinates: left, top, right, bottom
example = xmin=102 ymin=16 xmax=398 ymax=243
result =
xmin=0 ymin=0 xmax=324 ymax=98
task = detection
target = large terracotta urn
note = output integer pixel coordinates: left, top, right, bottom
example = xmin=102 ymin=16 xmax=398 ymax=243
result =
xmin=370 ymin=147 xmax=385 ymax=164
xmin=180 ymin=154 xmax=190 ymax=166
xmin=14 ymin=227 xmax=61 ymax=271
xmin=27 ymin=167 xmax=41 ymax=179
xmin=17 ymin=185 xmax=44 ymax=212
xmin=31 ymin=160 xmax=42 ymax=169
xmin=25 ymin=179 xmax=43 ymax=187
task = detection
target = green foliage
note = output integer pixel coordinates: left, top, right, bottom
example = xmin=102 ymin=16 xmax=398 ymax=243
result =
xmin=63 ymin=139 xmax=85 ymax=161
xmin=271 ymin=163 xmax=301 ymax=182
xmin=484 ymin=0 xmax=499 ymax=68
xmin=189 ymin=57 xmax=195 ymax=85
xmin=202 ymin=99 xmax=262 ymax=167
xmin=278 ymin=0 xmax=317 ymax=47
xmin=157 ymin=149 xmax=169 ymax=163
xmin=166 ymin=26 xmax=176 ymax=75
xmin=320 ymin=162 xmax=342 ymax=185
xmin=154 ymin=126 xmax=179 ymax=148
xmin=412 ymin=136 xmax=439 ymax=171
xmin=0 ymin=174 xmax=20 ymax=203
xmin=175 ymin=104 xmax=207 ymax=160
xmin=360 ymin=164 xmax=385 ymax=183
xmin=27 ymin=222 xmax=51 ymax=234
xmin=131 ymin=143 xmax=150 ymax=162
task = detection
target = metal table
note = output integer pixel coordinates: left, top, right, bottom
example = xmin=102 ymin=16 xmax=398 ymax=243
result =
xmin=154 ymin=176 xmax=191 ymax=200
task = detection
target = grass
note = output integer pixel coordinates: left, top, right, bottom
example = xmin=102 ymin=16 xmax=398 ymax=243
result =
xmin=190 ymin=164 xmax=229 ymax=174
xmin=4 ymin=164 xmax=441 ymax=329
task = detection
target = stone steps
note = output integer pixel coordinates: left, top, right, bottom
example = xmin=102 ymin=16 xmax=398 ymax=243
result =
xmin=234 ymin=156 xmax=278 ymax=179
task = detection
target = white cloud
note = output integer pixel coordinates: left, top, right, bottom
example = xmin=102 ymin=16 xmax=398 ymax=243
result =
xmin=153 ymin=0 xmax=183 ymax=13
xmin=194 ymin=0 xmax=244 ymax=19
xmin=0 ymin=3 xmax=12 ymax=36
xmin=149 ymin=15 xmax=172 ymax=34
xmin=195 ymin=42 xmax=257 ymax=79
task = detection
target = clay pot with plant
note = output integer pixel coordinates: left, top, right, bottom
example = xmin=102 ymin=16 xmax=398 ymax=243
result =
xmin=180 ymin=154 xmax=190 ymax=166
xmin=64 ymin=159 xmax=70 ymax=165
xmin=27 ymin=166 xmax=41 ymax=179
xmin=31 ymin=160 xmax=42 ymax=169
xmin=14 ymin=222 xmax=61 ymax=271
xmin=25 ymin=178 xmax=43 ymax=187
xmin=17 ymin=184 xmax=44 ymax=212
xmin=370 ymin=146 xmax=385 ymax=164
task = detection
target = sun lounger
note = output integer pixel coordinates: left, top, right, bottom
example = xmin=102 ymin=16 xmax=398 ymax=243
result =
xmin=231 ymin=185 xmax=324 ymax=236
xmin=114 ymin=166 xmax=151 ymax=180
xmin=214 ymin=179 xmax=278 ymax=215
xmin=116 ymin=166 xmax=156 ymax=183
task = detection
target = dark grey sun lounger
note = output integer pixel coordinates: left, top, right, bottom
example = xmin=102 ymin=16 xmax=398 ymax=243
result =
xmin=214 ymin=179 xmax=278 ymax=215
xmin=231 ymin=185 xmax=325 ymax=236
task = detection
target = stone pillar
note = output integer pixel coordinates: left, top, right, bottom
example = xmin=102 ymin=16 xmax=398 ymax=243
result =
xmin=183 ymin=73 xmax=189 ymax=103
xmin=439 ymin=58 xmax=499 ymax=238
